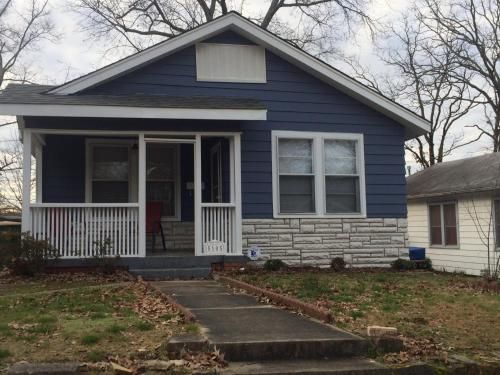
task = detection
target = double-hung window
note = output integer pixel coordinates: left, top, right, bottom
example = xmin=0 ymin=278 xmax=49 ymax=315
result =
xmin=494 ymin=200 xmax=500 ymax=250
xmin=273 ymin=131 xmax=366 ymax=217
xmin=429 ymin=203 xmax=458 ymax=247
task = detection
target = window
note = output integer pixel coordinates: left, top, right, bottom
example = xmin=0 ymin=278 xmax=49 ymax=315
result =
xmin=273 ymin=131 xmax=366 ymax=217
xmin=90 ymin=145 xmax=130 ymax=203
xmin=494 ymin=200 xmax=500 ymax=249
xmin=429 ymin=203 xmax=458 ymax=246
xmin=196 ymin=43 xmax=266 ymax=83
xmin=146 ymin=144 xmax=179 ymax=219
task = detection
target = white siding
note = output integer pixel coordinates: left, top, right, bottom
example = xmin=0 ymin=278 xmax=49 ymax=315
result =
xmin=407 ymin=193 xmax=496 ymax=276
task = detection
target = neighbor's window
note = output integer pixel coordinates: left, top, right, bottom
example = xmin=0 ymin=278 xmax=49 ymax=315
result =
xmin=274 ymin=131 xmax=365 ymax=216
xmin=91 ymin=145 xmax=130 ymax=203
xmin=429 ymin=203 xmax=458 ymax=246
xmin=494 ymin=200 xmax=500 ymax=249
xmin=146 ymin=144 xmax=179 ymax=218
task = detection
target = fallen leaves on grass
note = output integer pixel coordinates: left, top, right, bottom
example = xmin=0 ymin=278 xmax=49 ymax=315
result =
xmin=383 ymin=337 xmax=446 ymax=364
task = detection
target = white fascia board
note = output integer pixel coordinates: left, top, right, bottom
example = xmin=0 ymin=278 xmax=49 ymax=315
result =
xmin=0 ymin=104 xmax=267 ymax=121
xmin=48 ymin=13 xmax=429 ymax=137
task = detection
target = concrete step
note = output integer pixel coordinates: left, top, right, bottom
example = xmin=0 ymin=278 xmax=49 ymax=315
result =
xmin=129 ymin=267 xmax=212 ymax=280
xmin=212 ymin=337 xmax=370 ymax=361
xmin=221 ymin=358 xmax=389 ymax=375
xmin=125 ymin=255 xmax=248 ymax=269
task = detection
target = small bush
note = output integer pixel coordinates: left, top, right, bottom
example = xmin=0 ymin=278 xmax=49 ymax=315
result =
xmin=331 ymin=257 xmax=346 ymax=271
xmin=391 ymin=258 xmax=416 ymax=271
xmin=417 ymin=258 xmax=432 ymax=270
xmin=263 ymin=259 xmax=287 ymax=271
xmin=0 ymin=232 xmax=59 ymax=276
xmin=93 ymin=238 xmax=120 ymax=274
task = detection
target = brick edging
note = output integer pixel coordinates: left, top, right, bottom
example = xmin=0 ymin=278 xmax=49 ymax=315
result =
xmin=139 ymin=278 xmax=197 ymax=323
xmin=217 ymin=275 xmax=333 ymax=323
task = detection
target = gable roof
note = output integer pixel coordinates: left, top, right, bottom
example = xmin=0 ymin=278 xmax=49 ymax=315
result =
xmin=406 ymin=153 xmax=500 ymax=199
xmin=46 ymin=12 xmax=429 ymax=139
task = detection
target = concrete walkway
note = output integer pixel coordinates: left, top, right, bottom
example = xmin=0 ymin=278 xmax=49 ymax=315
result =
xmin=152 ymin=280 xmax=388 ymax=374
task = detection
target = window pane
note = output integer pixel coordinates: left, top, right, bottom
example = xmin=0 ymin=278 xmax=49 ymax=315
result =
xmin=93 ymin=146 xmax=129 ymax=180
xmin=325 ymin=176 xmax=360 ymax=213
xmin=147 ymin=181 xmax=175 ymax=217
xmin=324 ymin=140 xmax=357 ymax=175
xmin=429 ymin=205 xmax=442 ymax=245
xmin=443 ymin=203 xmax=457 ymax=246
xmin=147 ymin=145 xmax=175 ymax=180
xmin=496 ymin=201 xmax=500 ymax=248
xmin=278 ymin=138 xmax=312 ymax=174
xmin=279 ymin=175 xmax=315 ymax=213
xmin=92 ymin=182 xmax=128 ymax=203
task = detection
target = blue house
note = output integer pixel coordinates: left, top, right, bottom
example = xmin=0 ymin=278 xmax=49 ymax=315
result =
xmin=0 ymin=13 xmax=429 ymax=273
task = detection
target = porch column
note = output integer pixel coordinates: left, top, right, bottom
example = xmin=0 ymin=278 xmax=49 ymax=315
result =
xmin=233 ymin=133 xmax=243 ymax=254
xmin=194 ymin=134 xmax=202 ymax=256
xmin=138 ymin=133 xmax=146 ymax=257
xmin=21 ymin=128 xmax=32 ymax=232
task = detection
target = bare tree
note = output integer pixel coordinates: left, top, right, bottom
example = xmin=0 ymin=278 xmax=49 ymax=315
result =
xmin=464 ymin=194 xmax=500 ymax=280
xmin=348 ymin=11 xmax=480 ymax=169
xmin=73 ymin=0 xmax=373 ymax=56
xmin=420 ymin=0 xmax=500 ymax=152
xmin=0 ymin=0 xmax=54 ymax=212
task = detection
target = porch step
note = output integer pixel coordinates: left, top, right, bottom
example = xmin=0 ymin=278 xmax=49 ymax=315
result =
xmin=129 ymin=267 xmax=212 ymax=280
xmin=125 ymin=255 xmax=248 ymax=269
xmin=221 ymin=358 xmax=389 ymax=375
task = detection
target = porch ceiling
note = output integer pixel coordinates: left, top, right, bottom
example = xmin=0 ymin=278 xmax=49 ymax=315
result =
xmin=0 ymin=84 xmax=267 ymax=121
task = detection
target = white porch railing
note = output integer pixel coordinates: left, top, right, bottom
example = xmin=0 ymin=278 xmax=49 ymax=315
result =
xmin=29 ymin=203 xmax=140 ymax=258
xmin=200 ymin=203 xmax=237 ymax=255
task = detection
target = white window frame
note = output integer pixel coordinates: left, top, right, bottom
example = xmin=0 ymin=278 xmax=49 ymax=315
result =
xmin=492 ymin=199 xmax=500 ymax=251
xmin=146 ymin=143 xmax=181 ymax=221
xmin=272 ymin=131 xmax=366 ymax=218
xmin=85 ymin=139 xmax=181 ymax=221
xmin=427 ymin=201 xmax=459 ymax=248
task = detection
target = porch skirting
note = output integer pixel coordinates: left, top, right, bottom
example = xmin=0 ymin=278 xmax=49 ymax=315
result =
xmin=153 ymin=221 xmax=194 ymax=250
xmin=242 ymin=218 xmax=409 ymax=267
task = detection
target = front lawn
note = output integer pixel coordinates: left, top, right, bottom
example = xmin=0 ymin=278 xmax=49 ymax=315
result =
xmin=234 ymin=270 xmax=500 ymax=365
xmin=0 ymin=273 xmax=190 ymax=370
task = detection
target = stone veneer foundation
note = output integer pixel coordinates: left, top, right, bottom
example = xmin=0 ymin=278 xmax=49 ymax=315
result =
xmin=242 ymin=218 xmax=409 ymax=267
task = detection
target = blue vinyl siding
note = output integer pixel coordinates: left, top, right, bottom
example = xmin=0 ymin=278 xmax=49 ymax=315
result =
xmin=28 ymin=30 xmax=407 ymax=218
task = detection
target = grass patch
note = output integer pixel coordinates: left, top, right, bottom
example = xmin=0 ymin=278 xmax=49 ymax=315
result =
xmin=0 ymin=279 xmax=186 ymax=365
xmin=236 ymin=270 xmax=500 ymax=364
xmin=81 ymin=334 xmax=101 ymax=346
xmin=0 ymin=349 xmax=10 ymax=359
xmin=184 ymin=323 xmax=200 ymax=334
xmin=135 ymin=321 xmax=154 ymax=331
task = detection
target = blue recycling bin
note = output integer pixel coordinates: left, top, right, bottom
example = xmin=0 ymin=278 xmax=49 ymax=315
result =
xmin=409 ymin=247 xmax=426 ymax=261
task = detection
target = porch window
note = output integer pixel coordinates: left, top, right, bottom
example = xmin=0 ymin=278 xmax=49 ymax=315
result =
xmin=494 ymin=200 xmax=500 ymax=249
xmin=90 ymin=145 xmax=130 ymax=203
xmin=429 ymin=203 xmax=458 ymax=247
xmin=146 ymin=144 xmax=179 ymax=219
xmin=273 ymin=131 xmax=366 ymax=217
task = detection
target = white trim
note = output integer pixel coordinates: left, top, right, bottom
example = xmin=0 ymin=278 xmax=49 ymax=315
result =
xmin=271 ymin=130 xmax=367 ymax=219
xmin=30 ymin=203 xmax=139 ymax=208
xmin=427 ymin=201 xmax=460 ymax=248
xmin=21 ymin=128 xmax=32 ymax=232
xmin=29 ymin=128 xmax=242 ymax=137
xmin=1 ymin=104 xmax=267 ymax=121
xmin=46 ymin=13 xmax=429 ymax=138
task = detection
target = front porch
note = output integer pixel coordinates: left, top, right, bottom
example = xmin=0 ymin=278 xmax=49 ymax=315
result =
xmin=22 ymin=129 xmax=243 ymax=259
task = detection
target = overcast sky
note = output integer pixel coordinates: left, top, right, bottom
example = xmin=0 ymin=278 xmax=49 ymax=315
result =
xmin=1 ymin=0 xmax=489 ymax=169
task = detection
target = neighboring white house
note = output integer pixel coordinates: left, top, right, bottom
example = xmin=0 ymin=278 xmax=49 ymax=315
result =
xmin=407 ymin=153 xmax=500 ymax=276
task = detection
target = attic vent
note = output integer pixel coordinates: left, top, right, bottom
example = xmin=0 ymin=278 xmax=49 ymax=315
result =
xmin=196 ymin=43 xmax=266 ymax=83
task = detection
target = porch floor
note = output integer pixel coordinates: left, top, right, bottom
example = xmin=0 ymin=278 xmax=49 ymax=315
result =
xmin=146 ymin=249 xmax=195 ymax=257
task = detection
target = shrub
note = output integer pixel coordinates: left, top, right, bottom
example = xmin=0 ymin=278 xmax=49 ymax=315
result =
xmin=331 ymin=257 xmax=346 ymax=271
xmin=93 ymin=238 xmax=120 ymax=274
xmin=391 ymin=258 xmax=416 ymax=271
xmin=0 ymin=232 xmax=59 ymax=276
xmin=417 ymin=258 xmax=432 ymax=270
xmin=263 ymin=259 xmax=287 ymax=271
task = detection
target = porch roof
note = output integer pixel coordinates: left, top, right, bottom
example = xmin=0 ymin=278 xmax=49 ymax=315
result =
xmin=0 ymin=84 xmax=267 ymax=121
